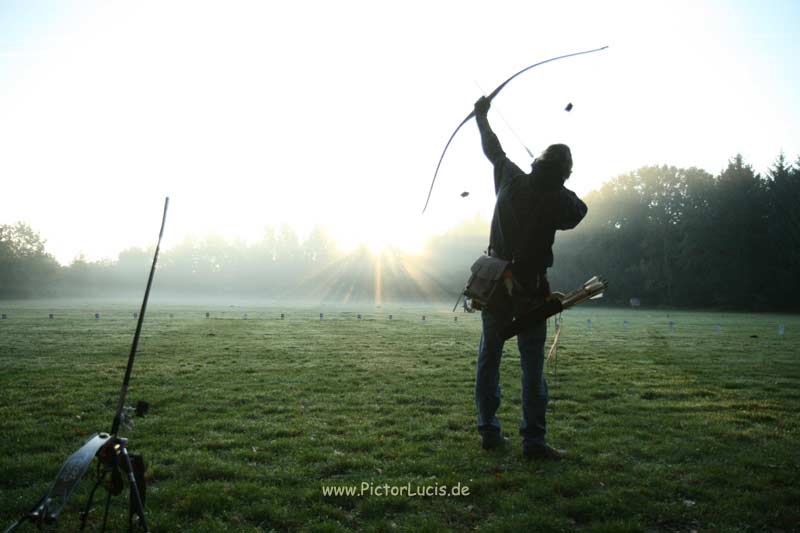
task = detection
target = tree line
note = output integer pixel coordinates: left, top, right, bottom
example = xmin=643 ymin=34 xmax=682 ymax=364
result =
xmin=549 ymin=154 xmax=800 ymax=311
xmin=2 ymin=154 xmax=799 ymax=310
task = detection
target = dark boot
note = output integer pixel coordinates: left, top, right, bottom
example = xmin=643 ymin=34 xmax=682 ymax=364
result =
xmin=522 ymin=443 xmax=566 ymax=460
xmin=480 ymin=433 xmax=509 ymax=450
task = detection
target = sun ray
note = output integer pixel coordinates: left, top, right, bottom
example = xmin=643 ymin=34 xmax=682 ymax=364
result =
xmin=374 ymin=252 xmax=383 ymax=307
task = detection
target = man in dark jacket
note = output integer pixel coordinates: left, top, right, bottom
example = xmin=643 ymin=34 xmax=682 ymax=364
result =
xmin=473 ymin=96 xmax=587 ymax=460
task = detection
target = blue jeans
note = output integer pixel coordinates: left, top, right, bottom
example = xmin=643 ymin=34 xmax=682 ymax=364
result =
xmin=476 ymin=308 xmax=548 ymax=447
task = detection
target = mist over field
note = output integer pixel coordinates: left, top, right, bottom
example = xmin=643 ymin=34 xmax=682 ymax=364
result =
xmin=3 ymin=159 xmax=800 ymax=311
xmin=1 ymin=216 xmax=488 ymax=305
xmin=3 ymin=4 xmax=800 ymax=532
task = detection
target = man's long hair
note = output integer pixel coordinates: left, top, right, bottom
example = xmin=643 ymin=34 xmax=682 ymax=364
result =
xmin=531 ymin=144 xmax=572 ymax=190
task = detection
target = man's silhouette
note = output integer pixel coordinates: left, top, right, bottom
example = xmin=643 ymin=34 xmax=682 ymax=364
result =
xmin=473 ymin=96 xmax=587 ymax=459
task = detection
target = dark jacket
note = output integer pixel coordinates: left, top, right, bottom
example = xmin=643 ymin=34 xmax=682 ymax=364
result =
xmin=476 ymin=113 xmax=587 ymax=293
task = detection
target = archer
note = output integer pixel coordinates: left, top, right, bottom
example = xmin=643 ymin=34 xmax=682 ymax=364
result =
xmin=473 ymin=96 xmax=587 ymax=460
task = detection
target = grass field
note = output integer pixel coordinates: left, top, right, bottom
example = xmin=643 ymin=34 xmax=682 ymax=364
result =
xmin=1 ymin=301 xmax=799 ymax=532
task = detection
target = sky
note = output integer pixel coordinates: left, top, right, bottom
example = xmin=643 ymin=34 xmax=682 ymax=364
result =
xmin=1 ymin=0 xmax=798 ymax=265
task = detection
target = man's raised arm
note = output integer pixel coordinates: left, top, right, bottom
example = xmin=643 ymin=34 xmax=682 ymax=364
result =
xmin=474 ymin=96 xmax=508 ymax=193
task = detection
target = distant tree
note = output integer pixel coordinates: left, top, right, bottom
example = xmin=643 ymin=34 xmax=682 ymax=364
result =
xmin=0 ymin=222 xmax=48 ymax=257
xmin=637 ymin=166 xmax=689 ymax=306
xmin=116 ymin=247 xmax=152 ymax=284
xmin=710 ymin=155 xmax=770 ymax=308
xmin=275 ymin=225 xmax=300 ymax=263
xmin=157 ymin=236 xmax=202 ymax=294
xmin=0 ymin=223 xmax=60 ymax=298
xmin=764 ymin=153 xmax=800 ymax=309
xmin=258 ymin=226 xmax=278 ymax=263
xmin=302 ymin=226 xmax=337 ymax=266
xmin=675 ymin=167 xmax=718 ymax=306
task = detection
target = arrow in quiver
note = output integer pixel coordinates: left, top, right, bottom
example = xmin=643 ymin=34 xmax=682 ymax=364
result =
xmin=501 ymin=275 xmax=608 ymax=340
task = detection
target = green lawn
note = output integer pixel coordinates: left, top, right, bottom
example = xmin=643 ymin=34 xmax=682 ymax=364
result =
xmin=1 ymin=302 xmax=798 ymax=532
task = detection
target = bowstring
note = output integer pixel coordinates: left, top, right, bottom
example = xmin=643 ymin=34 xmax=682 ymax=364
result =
xmin=474 ymin=81 xmax=535 ymax=159
xmin=546 ymin=312 xmax=563 ymax=417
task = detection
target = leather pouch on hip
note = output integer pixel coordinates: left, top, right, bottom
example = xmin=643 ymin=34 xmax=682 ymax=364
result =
xmin=463 ymin=255 xmax=512 ymax=312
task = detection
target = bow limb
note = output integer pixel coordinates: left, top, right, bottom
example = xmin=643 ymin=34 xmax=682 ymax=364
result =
xmin=486 ymin=45 xmax=608 ymax=102
xmin=422 ymin=111 xmax=475 ymax=214
xmin=422 ymin=45 xmax=608 ymax=214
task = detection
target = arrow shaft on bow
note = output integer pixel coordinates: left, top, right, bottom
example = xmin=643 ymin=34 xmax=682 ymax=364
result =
xmin=475 ymin=80 xmax=535 ymax=159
